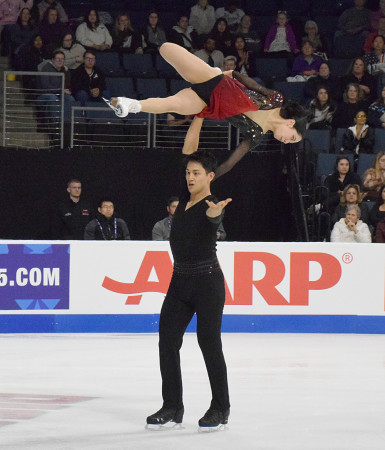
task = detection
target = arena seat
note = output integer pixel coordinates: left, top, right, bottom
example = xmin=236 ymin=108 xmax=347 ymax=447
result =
xmin=123 ymin=54 xmax=157 ymax=78
xmin=136 ymin=78 xmax=168 ymax=99
xmin=356 ymin=153 xmax=376 ymax=176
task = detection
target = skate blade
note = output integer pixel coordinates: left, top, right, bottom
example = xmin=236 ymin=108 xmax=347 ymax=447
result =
xmin=145 ymin=422 xmax=184 ymax=431
xmin=198 ymin=424 xmax=228 ymax=433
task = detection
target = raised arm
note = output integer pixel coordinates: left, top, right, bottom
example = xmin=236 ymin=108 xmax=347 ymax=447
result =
xmin=182 ymin=116 xmax=204 ymax=155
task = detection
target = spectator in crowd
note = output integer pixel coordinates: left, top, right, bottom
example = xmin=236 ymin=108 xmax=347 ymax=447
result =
xmin=235 ymin=14 xmax=261 ymax=55
xmin=375 ymin=216 xmax=385 ymax=241
xmin=331 ymin=184 xmax=370 ymax=225
xmin=363 ymin=34 xmax=385 ymax=75
xmin=222 ymin=54 xmax=236 ymax=70
xmin=38 ymin=6 xmax=66 ymax=55
xmin=37 ymin=49 xmax=75 ymax=121
xmin=9 ymin=7 xmax=37 ymax=58
xmin=142 ymin=11 xmax=167 ymax=55
xmin=363 ymin=16 xmax=385 ymax=53
xmin=332 ymin=83 xmax=369 ymax=130
xmin=324 ymin=156 xmax=362 ymax=213
xmin=340 ymin=110 xmax=374 ymax=164
xmin=152 ymin=196 xmax=179 ymax=240
xmin=215 ymin=0 xmax=244 ymax=32
xmin=362 ymin=152 xmax=385 ymax=200
xmin=302 ymin=20 xmax=327 ymax=57
xmin=368 ymin=86 xmax=385 ymax=127
xmin=263 ymin=11 xmax=299 ymax=63
xmin=232 ymin=34 xmax=255 ymax=77
xmin=169 ymin=15 xmax=198 ymax=53
xmin=38 ymin=0 xmax=67 ymax=23
xmin=111 ymin=12 xmax=142 ymax=54
xmin=291 ymin=40 xmax=324 ymax=78
xmin=305 ymin=62 xmax=340 ymax=101
xmin=371 ymin=0 xmax=385 ymax=31
xmin=75 ymin=9 xmax=112 ymax=51
xmin=84 ymin=199 xmax=130 ymax=240
xmin=308 ymin=86 xmax=336 ymax=130
xmin=0 ymin=0 xmax=33 ymax=44
xmin=340 ymin=57 xmax=377 ymax=102
xmin=51 ymin=178 xmax=92 ymax=240
xmin=369 ymin=184 xmax=385 ymax=233
xmin=189 ymin=0 xmax=215 ymax=37
xmin=71 ymin=50 xmax=110 ymax=106
xmin=209 ymin=17 xmax=232 ymax=56
xmin=337 ymin=0 xmax=371 ymax=38
xmin=16 ymin=33 xmax=46 ymax=90
xmin=58 ymin=32 xmax=85 ymax=70
xmin=194 ymin=36 xmax=224 ymax=68
xmin=330 ymin=204 xmax=371 ymax=242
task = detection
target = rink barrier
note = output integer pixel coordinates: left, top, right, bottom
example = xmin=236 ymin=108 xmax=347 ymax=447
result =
xmin=0 ymin=241 xmax=384 ymax=334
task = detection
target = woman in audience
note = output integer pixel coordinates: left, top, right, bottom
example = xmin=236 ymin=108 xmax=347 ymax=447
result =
xmin=58 ymin=32 xmax=85 ymax=70
xmin=302 ymin=20 xmax=327 ymax=56
xmin=363 ymin=34 xmax=385 ymax=75
xmin=330 ymin=204 xmax=371 ymax=242
xmin=324 ymin=156 xmax=362 ymax=213
xmin=209 ymin=17 xmax=232 ymax=56
xmin=38 ymin=6 xmax=66 ymax=55
xmin=9 ymin=7 xmax=37 ymax=57
xmin=340 ymin=110 xmax=374 ymax=165
xmin=369 ymin=184 xmax=385 ymax=235
xmin=340 ymin=57 xmax=377 ymax=102
xmin=235 ymin=14 xmax=261 ymax=55
xmin=368 ymin=86 xmax=385 ymax=128
xmin=263 ymin=11 xmax=299 ymax=62
xmin=141 ymin=10 xmax=167 ymax=54
xmin=332 ymin=83 xmax=369 ymax=130
xmin=232 ymin=35 xmax=255 ymax=77
xmin=111 ymin=12 xmax=142 ymax=54
xmin=16 ymin=33 xmax=46 ymax=92
xmin=0 ymin=0 xmax=33 ymax=38
xmin=308 ymin=86 xmax=336 ymax=130
xmin=331 ymin=184 xmax=370 ymax=225
xmin=75 ymin=8 xmax=112 ymax=51
xmin=305 ymin=61 xmax=339 ymax=101
xmin=291 ymin=40 xmax=324 ymax=77
xmin=362 ymin=152 xmax=385 ymax=201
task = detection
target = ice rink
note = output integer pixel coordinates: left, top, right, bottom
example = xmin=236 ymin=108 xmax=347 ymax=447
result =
xmin=0 ymin=332 xmax=384 ymax=450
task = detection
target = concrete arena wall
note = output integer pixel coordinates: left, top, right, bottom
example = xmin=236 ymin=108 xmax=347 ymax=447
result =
xmin=0 ymin=240 xmax=384 ymax=334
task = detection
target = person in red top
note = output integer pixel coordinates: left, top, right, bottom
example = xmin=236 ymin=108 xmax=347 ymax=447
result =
xmin=105 ymin=43 xmax=307 ymax=149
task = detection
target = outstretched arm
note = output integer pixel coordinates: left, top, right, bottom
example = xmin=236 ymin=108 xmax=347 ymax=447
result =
xmin=206 ymin=198 xmax=232 ymax=218
xmin=215 ymin=139 xmax=251 ymax=179
xmin=231 ymin=71 xmax=276 ymax=97
xmin=182 ymin=116 xmax=204 ymax=154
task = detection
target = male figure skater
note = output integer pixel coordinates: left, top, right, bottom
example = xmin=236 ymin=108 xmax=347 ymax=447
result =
xmin=146 ymin=150 xmax=232 ymax=431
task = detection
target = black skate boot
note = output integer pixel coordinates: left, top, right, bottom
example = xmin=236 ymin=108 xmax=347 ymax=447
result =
xmin=198 ymin=407 xmax=230 ymax=432
xmin=145 ymin=406 xmax=184 ymax=430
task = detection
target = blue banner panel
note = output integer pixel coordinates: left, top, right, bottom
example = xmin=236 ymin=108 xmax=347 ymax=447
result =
xmin=0 ymin=245 xmax=70 ymax=310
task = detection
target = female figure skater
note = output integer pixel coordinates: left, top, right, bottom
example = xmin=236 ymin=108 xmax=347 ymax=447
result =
xmin=105 ymin=43 xmax=307 ymax=175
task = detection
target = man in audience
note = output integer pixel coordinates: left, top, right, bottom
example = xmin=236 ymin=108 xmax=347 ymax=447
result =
xmin=52 ymin=179 xmax=93 ymax=239
xmin=38 ymin=0 xmax=68 ymax=23
xmin=71 ymin=50 xmax=110 ymax=106
xmin=194 ymin=36 xmax=224 ymax=68
xmin=84 ymin=199 xmax=130 ymax=240
xmin=152 ymin=196 xmax=179 ymax=240
xmin=215 ymin=0 xmax=245 ymax=32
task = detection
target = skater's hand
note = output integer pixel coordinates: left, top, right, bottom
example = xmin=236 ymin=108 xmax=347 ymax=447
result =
xmin=205 ymin=198 xmax=232 ymax=218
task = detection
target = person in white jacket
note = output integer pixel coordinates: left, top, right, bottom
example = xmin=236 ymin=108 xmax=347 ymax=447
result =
xmin=330 ymin=204 xmax=372 ymax=242
xmin=75 ymin=8 xmax=112 ymax=51
xmin=189 ymin=0 xmax=215 ymax=36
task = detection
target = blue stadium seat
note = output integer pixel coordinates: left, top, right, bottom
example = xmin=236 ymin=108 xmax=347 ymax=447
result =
xmin=255 ymin=58 xmax=288 ymax=79
xmin=334 ymin=128 xmax=346 ymax=153
xmin=356 ymin=153 xmax=376 ymax=176
xmin=304 ymin=129 xmax=331 ymax=153
xmin=314 ymin=16 xmax=339 ymax=36
xmin=327 ymin=58 xmax=352 ymax=77
xmin=316 ymin=153 xmax=354 ymax=178
xmin=136 ymin=78 xmax=168 ymax=99
xmin=251 ymin=16 xmax=275 ymax=38
xmin=374 ymin=128 xmax=385 ymax=152
xmin=123 ymin=54 xmax=157 ymax=77
xmin=92 ymin=51 xmax=123 ymax=75
xmin=272 ymin=81 xmax=305 ymax=103
xmin=155 ymin=54 xmax=180 ymax=78
xmin=169 ymin=79 xmax=191 ymax=95
xmin=105 ymin=77 xmax=137 ymax=98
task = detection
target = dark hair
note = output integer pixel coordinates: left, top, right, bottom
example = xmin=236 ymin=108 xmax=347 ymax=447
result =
xmin=52 ymin=49 xmax=65 ymax=59
xmin=42 ymin=6 xmax=58 ymax=24
xmin=302 ymin=39 xmax=314 ymax=49
xmin=377 ymin=184 xmax=385 ymax=204
xmin=167 ymin=196 xmax=179 ymax=206
xmin=314 ymin=85 xmax=331 ymax=110
xmin=373 ymin=34 xmax=385 ymax=45
xmin=98 ymin=199 xmax=114 ymax=208
xmin=347 ymin=57 xmax=366 ymax=75
xmin=85 ymin=9 xmax=99 ymax=29
xmin=17 ymin=7 xmax=33 ymax=28
xmin=67 ymin=178 xmax=81 ymax=187
xmin=83 ymin=49 xmax=96 ymax=58
xmin=334 ymin=156 xmax=351 ymax=172
xmin=185 ymin=150 xmax=217 ymax=174
xmin=279 ymin=100 xmax=309 ymax=137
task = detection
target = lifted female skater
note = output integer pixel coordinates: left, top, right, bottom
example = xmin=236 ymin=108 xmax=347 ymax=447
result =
xmin=105 ymin=42 xmax=308 ymax=172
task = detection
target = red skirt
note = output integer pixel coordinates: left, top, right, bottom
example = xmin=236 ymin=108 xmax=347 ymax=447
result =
xmin=195 ymin=76 xmax=259 ymax=120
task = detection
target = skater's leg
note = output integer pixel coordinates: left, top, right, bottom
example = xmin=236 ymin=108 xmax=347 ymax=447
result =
xmin=195 ymin=271 xmax=230 ymax=412
xmin=159 ymin=42 xmax=221 ymax=84
xmin=158 ymin=278 xmax=195 ymax=409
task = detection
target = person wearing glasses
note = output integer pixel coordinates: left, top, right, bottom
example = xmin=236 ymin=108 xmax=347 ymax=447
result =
xmin=340 ymin=110 xmax=374 ymax=165
xmin=71 ymin=50 xmax=110 ymax=106
xmin=58 ymin=31 xmax=85 ymax=70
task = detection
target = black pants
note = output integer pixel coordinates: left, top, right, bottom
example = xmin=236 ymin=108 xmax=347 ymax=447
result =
xmin=158 ymin=269 xmax=230 ymax=411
